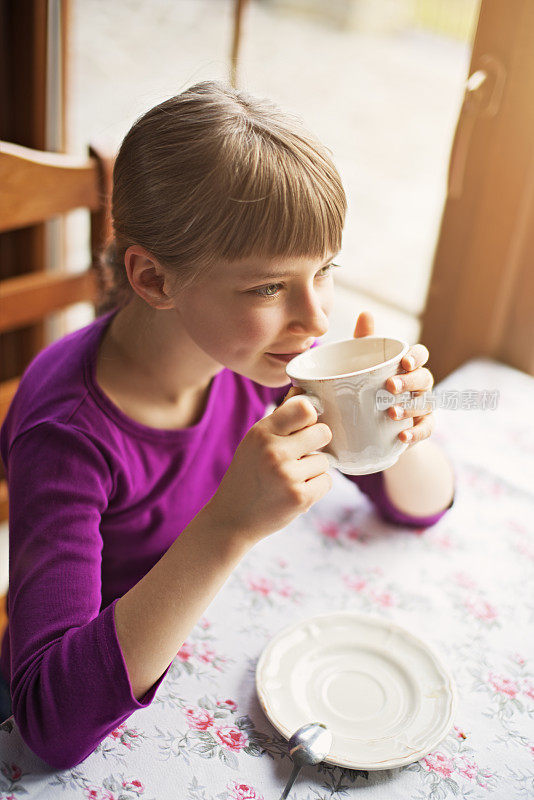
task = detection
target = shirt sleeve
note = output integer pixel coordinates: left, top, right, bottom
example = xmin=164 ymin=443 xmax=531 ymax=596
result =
xmin=349 ymin=471 xmax=455 ymax=529
xmin=4 ymin=422 xmax=169 ymax=769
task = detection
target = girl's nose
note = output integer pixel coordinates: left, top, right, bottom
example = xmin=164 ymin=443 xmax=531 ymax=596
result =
xmin=287 ymin=291 xmax=329 ymax=339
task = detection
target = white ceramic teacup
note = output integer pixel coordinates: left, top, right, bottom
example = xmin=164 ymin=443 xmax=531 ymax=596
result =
xmin=286 ymin=336 xmax=421 ymax=475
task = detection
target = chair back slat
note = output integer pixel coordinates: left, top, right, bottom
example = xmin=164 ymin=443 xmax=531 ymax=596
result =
xmin=0 ymin=482 xmax=7 ymax=525
xmin=0 ymin=271 xmax=97 ymax=332
xmin=0 ymin=378 xmax=19 ymax=422
xmin=0 ymin=141 xmax=102 ymax=232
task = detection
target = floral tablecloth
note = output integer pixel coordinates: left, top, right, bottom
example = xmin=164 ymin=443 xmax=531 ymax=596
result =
xmin=1 ymin=357 xmax=533 ymax=799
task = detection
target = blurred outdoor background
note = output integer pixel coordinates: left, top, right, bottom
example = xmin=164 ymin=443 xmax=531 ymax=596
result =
xmin=64 ymin=0 xmax=479 ymax=344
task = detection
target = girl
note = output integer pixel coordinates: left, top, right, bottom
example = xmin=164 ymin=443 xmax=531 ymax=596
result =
xmin=0 ymin=80 xmax=454 ymax=768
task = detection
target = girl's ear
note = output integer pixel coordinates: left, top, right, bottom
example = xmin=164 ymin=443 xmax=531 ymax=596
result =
xmin=124 ymin=245 xmax=175 ymax=310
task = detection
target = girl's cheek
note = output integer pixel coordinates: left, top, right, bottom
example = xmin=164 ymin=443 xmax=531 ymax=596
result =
xmin=243 ymin=306 xmax=281 ymax=337
xmin=222 ymin=316 xmax=268 ymax=356
xmin=323 ymin=283 xmax=335 ymax=317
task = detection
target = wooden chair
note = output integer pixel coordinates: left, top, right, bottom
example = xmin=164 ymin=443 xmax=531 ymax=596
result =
xmin=0 ymin=141 xmax=112 ymax=520
xmin=0 ymin=141 xmax=113 ymax=643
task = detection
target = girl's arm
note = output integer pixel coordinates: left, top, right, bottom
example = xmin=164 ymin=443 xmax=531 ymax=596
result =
xmin=114 ymin=504 xmax=249 ymax=699
xmin=381 ymin=439 xmax=455 ymax=518
xmin=5 ymin=423 xmax=126 ymax=769
xmin=6 ymin=424 xmax=243 ymax=767
xmin=349 ymin=442 xmax=455 ymax=529
xmin=115 ymin=389 xmax=332 ymax=699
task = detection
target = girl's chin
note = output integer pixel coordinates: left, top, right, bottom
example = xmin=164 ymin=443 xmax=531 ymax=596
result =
xmin=260 ymin=376 xmax=292 ymax=388
xmin=252 ymin=369 xmax=291 ymax=388
xmin=237 ymin=360 xmax=291 ymax=389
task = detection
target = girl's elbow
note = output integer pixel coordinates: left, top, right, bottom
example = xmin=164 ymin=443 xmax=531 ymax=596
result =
xmin=12 ymin=690 xmax=95 ymax=770
xmin=380 ymin=492 xmax=455 ymax=529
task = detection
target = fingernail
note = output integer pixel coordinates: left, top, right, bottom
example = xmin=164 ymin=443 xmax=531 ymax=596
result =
xmin=403 ymin=430 xmax=413 ymax=442
xmin=405 ymin=357 xmax=415 ymax=370
xmin=392 ymin=405 xmax=404 ymax=419
xmin=391 ymin=377 xmax=403 ymax=392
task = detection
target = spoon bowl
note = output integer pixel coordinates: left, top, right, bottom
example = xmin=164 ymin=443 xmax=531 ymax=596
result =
xmin=289 ymin=722 xmax=332 ymax=765
xmin=279 ymin=722 xmax=332 ymax=799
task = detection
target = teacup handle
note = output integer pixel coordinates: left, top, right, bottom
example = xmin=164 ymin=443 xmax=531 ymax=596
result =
xmin=299 ymin=392 xmax=337 ymax=470
xmin=302 ymin=392 xmax=324 ymax=416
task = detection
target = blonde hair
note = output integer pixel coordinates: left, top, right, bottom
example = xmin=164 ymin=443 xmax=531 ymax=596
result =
xmin=98 ymin=80 xmax=346 ymax=311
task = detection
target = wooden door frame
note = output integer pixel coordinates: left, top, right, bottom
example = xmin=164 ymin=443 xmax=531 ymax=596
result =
xmin=421 ymin=0 xmax=534 ymax=381
xmin=0 ymin=0 xmax=69 ymax=382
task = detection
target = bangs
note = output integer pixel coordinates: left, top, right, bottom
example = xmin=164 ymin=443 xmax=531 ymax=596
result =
xmin=218 ymin=131 xmax=345 ymax=262
xmin=178 ymin=123 xmax=346 ymax=281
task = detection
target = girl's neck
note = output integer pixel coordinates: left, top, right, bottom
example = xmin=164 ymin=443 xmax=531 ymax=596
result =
xmin=96 ymin=297 xmax=222 ymax=429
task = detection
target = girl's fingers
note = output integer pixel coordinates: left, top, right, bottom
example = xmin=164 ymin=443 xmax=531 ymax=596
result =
xmin=301 ymin=471 xmax=333 ymax=505
xmin=388 ymin=399 xmax=433 ymax=421
xmin=399 ymin=412 xmax=435 ymax=445
xmin=386 ymin=366 xmax=433 ymax=395
xmin=401 ymin=344 xmax=429 ymax=371
xmin=292 ymin=452 xmax=331 ymax=482
xmin=281 ymin=385 xmax=304 ymax=402
xmin=287 ymin=422 xmax=332 ymax=460
xmin=353 ymin=311 xmax=374 ymax=338
xmin=270 ymin=393 xmax=318 ymax=436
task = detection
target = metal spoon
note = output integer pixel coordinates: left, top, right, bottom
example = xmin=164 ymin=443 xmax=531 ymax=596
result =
xmin=278 ymin=722 xmax=332 ymax=800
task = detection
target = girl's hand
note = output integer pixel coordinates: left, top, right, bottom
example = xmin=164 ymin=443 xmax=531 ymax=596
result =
xmin=354 ymin=311 xmax=435 ymax=448
xmin=206 ymin=389 xmax=333 ymax=545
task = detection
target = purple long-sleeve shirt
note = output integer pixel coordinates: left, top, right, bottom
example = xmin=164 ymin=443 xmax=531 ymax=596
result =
xmin=0 ymin=310 xmax=453 ymax=768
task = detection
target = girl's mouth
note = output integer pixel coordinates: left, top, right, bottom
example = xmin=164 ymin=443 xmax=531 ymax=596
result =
xmin=265 ymin=351 xmax=307 ymax=364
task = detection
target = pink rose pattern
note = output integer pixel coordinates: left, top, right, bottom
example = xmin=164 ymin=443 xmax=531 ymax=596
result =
xmin=467 ymin=651 xmax=534 ymax=744
xmin=47 ymin=771 xmax=150 ymax=800
xmin=244 ymin=574 xmax=301 ymax=605
xmin=445 ymin=570 xmax=503 ymax=631
xmin=183 ymin=778 xmax=266 ymax=800
xmin=92 ymin=722 xmax=146 ymax=762
xmin=404 ymin=723 xmax=498 ymax=796
xmin=1 ymin=453 xmax=533 ymax=797
xmin=152 ymin=695 xmax=276 ymax=773
xmin=214 ymin=726 xmax=249 ymax=753
xmin=226 ymin=782 xmax=264 ymax=800
xmin=0 ymin=762 xmax=24 ymax=800
xmin=316 ymin=507 xmax=374 ymax=546
xmin=170 ymin=616 xmax=232 ymax=682
xmin=80 ymin=776 xmax=147 ymax=800
xmin=341 ymin=566 xmax=426 ymax=612
xmin=239 ymin=557 xmax=303 ymax=611
xmin=184 ymin=706 xmax=215 ymax=731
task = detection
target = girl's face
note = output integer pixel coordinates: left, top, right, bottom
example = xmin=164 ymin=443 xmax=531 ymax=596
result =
xmin=171 ymin=253 xmax=338 ymax=387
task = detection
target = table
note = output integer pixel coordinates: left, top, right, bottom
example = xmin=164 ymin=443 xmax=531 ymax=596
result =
xmin=1 ymin=358 xmax=533 ymax=799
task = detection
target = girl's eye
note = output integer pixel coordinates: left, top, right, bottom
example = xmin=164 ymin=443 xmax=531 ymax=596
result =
xmin=252 ymin=263 xmax=340 ymax=298
xmin=255 ymin=283 xmax=282 ymax=297
xmin=317 ymin=262 xmax=338 ymax=277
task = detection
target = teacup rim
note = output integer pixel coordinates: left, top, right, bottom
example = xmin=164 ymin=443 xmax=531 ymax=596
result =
xmin=286 ymin=336 xmax=410 ymax=382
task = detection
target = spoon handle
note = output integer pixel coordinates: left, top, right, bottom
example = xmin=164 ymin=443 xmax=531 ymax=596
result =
xmin=278 ymin=763 xmax=302 ymax=800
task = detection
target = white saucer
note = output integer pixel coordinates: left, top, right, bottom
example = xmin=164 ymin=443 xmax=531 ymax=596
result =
xmin=256 ymin=611 xmax=457 ymax=770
